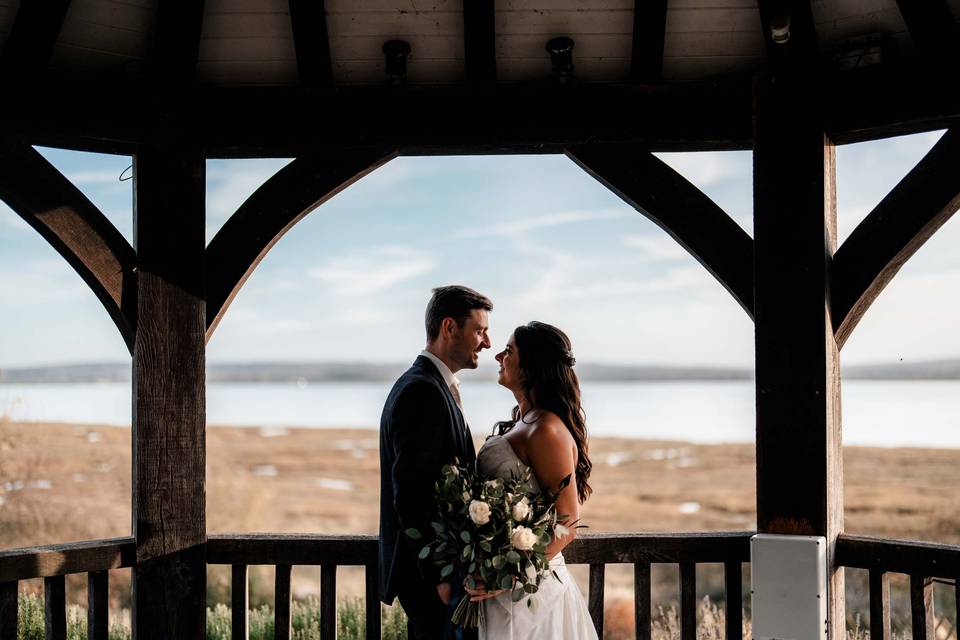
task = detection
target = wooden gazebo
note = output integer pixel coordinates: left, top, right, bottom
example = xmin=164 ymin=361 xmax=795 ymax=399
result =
xmin=1 ymin=1 xmax=959 ymax=638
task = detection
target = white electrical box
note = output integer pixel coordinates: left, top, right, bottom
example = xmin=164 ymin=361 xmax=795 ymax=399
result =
xmin=751 ymin=534 xmax=827 ymax=640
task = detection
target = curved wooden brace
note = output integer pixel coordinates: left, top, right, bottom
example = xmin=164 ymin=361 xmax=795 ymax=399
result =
xmin=205 ymin=147 xmax=398 ymax=339
xmin=0 ymin=139 xmax=138 ymax=350
xmin=565 ymin=144 xmax=755 ymax=319
xmin=831 ymin=127 xmax=960 ymax=348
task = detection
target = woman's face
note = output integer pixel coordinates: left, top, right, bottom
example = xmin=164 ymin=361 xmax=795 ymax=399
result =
xmin=495 ymin=334 xmax=522 ymax=392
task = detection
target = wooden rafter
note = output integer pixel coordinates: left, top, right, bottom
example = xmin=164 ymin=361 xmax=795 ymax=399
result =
xmin=755 ymin=0 xmax=819 ymax=70
xmin=463 ymin=0 xmax=496 ymax=85
xmin=565 ymin=144 xmax=754 ymax=318
xmin=0 ymin=139 xmax=137 ymax=350
xmin=895 ymin=0 xmax=959 ymax=60
xmin=151 ymin=0 xmax=206 ymax=86
xmin=831 ymin=127 xmax=960 ymax=348
xmin=288 ymin=0 xmax=333 ymax=87
xmin=0 ymin=0 xmax=72 ymax=77
xmin=205 ymin=148 xmax=397 ymax=339
xmin=631 ymin=0 xmax=668 ymax=83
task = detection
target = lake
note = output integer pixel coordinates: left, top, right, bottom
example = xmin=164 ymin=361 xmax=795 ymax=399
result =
xmin=1 ymin=380 xmax=959 ymax=448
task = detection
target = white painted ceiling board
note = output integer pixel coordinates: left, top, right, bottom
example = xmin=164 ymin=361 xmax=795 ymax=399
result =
xmin=665 ymin=30 xmax=766 ymax=57
xmin=333 ymin=57 xmax=462 ymax=84
xmin=669 ymin=0 xmax=758 ymax=7
xmin=196 ymin=59 xmax=298 ymax=85
xmin=666 ymin=7 xmax=764 ymax=33
xmin=326 ymin=0 xmax=461 ymax=12
xmin=330 ymin=34 xmax=462 ymax=61
xmin=49 ymin=0 xmax=155 ymax=74
xmin=201 ymin=11 xmax=292 ymax=38
xmin=498 ymin=56 xmax=630 ymax=82
xmin=497 ymin=33 xmax=631 ymax=59
xmin=499 ymin=0 xmax=633 ymax=9
xmin=495 ymin=9 xmax=633 ymax=35
xmin=326 ymin=10 xmax=464 ymax=37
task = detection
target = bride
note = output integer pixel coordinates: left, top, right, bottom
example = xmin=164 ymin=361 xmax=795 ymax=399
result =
xmin=466 ymin=321 xmax=598 ymax=639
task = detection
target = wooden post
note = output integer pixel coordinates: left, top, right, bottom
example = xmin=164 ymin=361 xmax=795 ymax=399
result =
xmin=753 ymin=70 xmax=844 ymax=640
xmin=131 ymin=146 xmax=206 ymax=639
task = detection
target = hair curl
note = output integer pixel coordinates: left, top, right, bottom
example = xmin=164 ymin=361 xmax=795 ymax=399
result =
xmin=495 ymin=321 xmax=592 ymax=503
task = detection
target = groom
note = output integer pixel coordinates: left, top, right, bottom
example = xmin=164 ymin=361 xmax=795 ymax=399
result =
xmin=379 ymin=285 xmax=492 ymax=639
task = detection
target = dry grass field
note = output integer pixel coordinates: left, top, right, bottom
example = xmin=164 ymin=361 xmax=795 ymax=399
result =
xmin=2 ymin=418 xmax=958 ymax=637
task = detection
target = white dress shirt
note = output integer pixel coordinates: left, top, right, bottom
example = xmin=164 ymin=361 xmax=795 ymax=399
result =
xmin=420 ymin=349 xmax=462 ymax=410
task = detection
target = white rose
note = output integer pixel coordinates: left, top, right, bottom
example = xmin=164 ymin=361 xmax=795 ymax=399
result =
xmin=510 ymin=526 xmax=538 ymax=551
xmin=469 ymin=500 xmax=491 ymax=525
xmin=485 ymin=479 xmax=500 ymax=489
xmin=450 ymin=466 xmax=459 ymax=477
xmin=511 ymin=497 xmax=530 ymax=522
xmin=462 ymin=491 xmax=472 ymax=503
xmin=554 ymin=523 xmax=571 ymax=540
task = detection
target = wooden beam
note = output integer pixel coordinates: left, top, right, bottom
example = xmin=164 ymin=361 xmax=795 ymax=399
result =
xmin=288 ymin=0 xmax=333 ymax=87
xmin=463 ymin=0 xmax=496 ymax=85
xmin=0 ymin=139 xmax=137 ymax=350
xmin=752 ymin=72 xmax=844 ymax=639
xmin=566 ymin=144 xmax=754 ymax=318
xmin=205 ymin=148 xmax=397 ymax=338
xmin=631 ymin=0 xmax=668 ymax=83
xmin=132 ymin=145 xmax=206 ymax=640
xmin=151 ymin=0 xmax=206 ymax=87
xmin=755 ymin=0 xmax=820 ymax=71
xmin=832 ymin=127 xmax=960 ymax=347
xmin=0 ymin=0 xmax=71 ymax=77
xmin=895 ymin=0 xmax=959 ymax=61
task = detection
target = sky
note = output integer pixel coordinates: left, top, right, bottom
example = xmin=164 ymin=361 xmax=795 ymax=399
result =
xmin=0 ymin=130 xmax=956 ymax=369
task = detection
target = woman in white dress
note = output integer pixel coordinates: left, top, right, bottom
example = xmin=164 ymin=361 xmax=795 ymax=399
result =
xmin=465 ymin=321 xmax=598 ymax=640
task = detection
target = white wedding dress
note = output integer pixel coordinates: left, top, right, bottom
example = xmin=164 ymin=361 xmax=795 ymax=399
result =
xmin=475 ymin=435 xmax=598 ymax=640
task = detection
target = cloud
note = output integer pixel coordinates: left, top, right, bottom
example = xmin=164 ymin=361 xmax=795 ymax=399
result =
xmin=455 ymin=207 xmax=630 ymax=239
xmin=622 ymin=234 xmax=690 ymax=262
xmin=206 ymin=159 xmax=293 ymax=220
xmin=0 ymin=204 xmax=30 ymax=231
xmin=653 ymin=151 xmax=750 ymax=189
xmin=308 ymin=246 xmax=437 ymax=295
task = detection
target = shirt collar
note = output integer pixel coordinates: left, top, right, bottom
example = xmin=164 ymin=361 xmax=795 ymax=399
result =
xmin=420 ymin=349 xmax=459 ymax=388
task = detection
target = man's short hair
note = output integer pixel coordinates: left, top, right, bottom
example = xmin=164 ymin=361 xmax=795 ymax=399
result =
xmin=425 ymin=285 xmax=493 ymax=341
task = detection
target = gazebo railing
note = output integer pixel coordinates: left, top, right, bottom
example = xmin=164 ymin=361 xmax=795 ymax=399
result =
xmin=836 ymin=534 xmax=960 ymax=640
xmin=0 ymin=536 xmax=135 ymax=640
xmin=0 ymin=531 xmax=754 ymax=640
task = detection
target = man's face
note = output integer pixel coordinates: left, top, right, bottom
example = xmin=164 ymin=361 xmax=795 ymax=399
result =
xmin=449 ymin=309 xmax=491 ymax=370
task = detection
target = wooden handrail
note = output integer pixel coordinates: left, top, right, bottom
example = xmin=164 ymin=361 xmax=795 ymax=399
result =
xmin=835 ymin=533 xmax=960 ymax=577
xmin=0 ymin=537 xmax=135 ymax=583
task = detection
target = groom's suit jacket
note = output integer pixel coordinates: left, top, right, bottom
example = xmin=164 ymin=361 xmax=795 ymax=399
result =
xmin=378 ymin=355 xmax=477 ymax=604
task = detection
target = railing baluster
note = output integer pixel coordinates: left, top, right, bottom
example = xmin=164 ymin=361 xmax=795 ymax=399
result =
xmin=44 ymin=575 xmax=66 ymax=640
xmin=634 ymin=563 xmax=651 ymax=640
xmin=275 ymin=564 xmax=292 ymax=640
xmin=868 ymin=569 xmax=890 ymax=640
xmin=87 ymin=570 xmax=109 ymax=640
xmin=724 ymin=561 xmax=742 ymax=640
xmin=232 ymin=564 xmax=248 ymax=640
xmin=909 ymin=574 xmax=934 ymax=640
xmin=679 ymin=562 xmax=696 ymax=640
xmin=0 ymin=581 xmax=17 ymax=640
xmin=588 ymin=563 xmax=604 ymax=638
xmin=321 ymin=564 xmax=336 ymax=640
xmin=364 ymin=563 xmax=380 ymax=640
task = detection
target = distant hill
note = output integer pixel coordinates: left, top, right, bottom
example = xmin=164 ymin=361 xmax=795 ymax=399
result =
xmin=3 ymin=359 xmax=960 ymax=383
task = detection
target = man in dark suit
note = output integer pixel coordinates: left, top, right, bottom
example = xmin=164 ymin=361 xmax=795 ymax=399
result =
xmin=379 ymin=285 xmax=493 ymax=639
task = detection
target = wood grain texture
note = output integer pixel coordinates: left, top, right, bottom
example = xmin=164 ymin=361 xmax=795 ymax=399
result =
xmin=275 ymin=564 xmax=292 ymax=640
xmin=909 ymin=575 xmax=934 ymax=640
xmin=634 ymin=563 xmax=651 ymax=640
xmin=0 ymin=0 xmax=72 ymax=76
xmin=205 ymin=147 xmax=396 ymax=337
xmin=588 ymin=564 xmax=604 ymax=637
xmin=44 ymin=576 xmax=66 ymax=640
xmin=0 ymin=139 xmax=137 ymax=350
xmin=835 ymin=534 xmax=960 ymax=577
xmin=288 ymin=0 xmax=332 ymax=87
xmin=831 ymin=127 xmax=960 ymax=348
xmin=566 ymin=143 xmax=754 ymax=318
xmin=87 ymin=571 xmax=109 ymax=640
xmin=132 ymin=146 xmax=206 ymax=640
xmin=868 ymin=569 xmax=890 ymax=640
xmin=752 ymin=71 xmax=844 ymax=640
xmin=0 ymin=582 xmax=15 ymax=640
xmin=0 ymin=537 xmax=135 ymax=582
xmin=231 ymin=565 xmax=247 ymax=640
xmin=321 ymin=565 xmax=336 ymax=640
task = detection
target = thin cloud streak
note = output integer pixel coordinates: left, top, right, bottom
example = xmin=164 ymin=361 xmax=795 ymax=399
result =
xmin=308 ymin=247 xmax=437 ymax=295
xmin=454 ymin=208 xmax=630 ymax=239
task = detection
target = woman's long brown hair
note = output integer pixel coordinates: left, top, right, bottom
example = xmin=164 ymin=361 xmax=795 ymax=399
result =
xmin=494 ymin=321 xmax=593 ymax=503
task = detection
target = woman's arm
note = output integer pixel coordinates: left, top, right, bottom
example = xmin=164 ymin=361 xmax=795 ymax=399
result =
xmin=526 ymin=413 xmax=580 ymax=558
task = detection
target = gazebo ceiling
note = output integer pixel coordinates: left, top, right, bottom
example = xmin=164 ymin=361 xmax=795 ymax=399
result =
xmin=0 ymin=0 xmax=957 ymax=155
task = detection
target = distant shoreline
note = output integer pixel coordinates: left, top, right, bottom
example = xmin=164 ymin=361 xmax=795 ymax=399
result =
xmin=4 ymin=359 xmax=960 ymax=383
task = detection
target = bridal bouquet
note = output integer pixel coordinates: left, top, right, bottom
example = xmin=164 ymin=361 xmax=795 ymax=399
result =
xmin=405 ymin=458 xmax=575 ymax=628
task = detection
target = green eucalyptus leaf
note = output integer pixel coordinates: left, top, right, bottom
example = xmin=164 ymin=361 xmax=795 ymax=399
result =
xmin=492 ymin=555 xmax=505 ymax=570
xmin=499 ymin=575 xmax=513 ymax=590
xmin=462 ymin=544 xmax=473 ymax=559
xmin=440 ymin=564 xmax=454 ymax=579
xmin=405 ymin=528 xmax=422 ymax=540
xmin=505 ymin=550 xmax=521 ymax=564
xmin=460 ymin=530 xmax=472 ymax=543
xmin=418 ymin=545 xmax=431 ymax=560
xmin=431 ymin=522 xmax=446 ymax=534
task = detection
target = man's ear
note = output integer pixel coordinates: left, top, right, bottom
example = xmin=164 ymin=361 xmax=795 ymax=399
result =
xmin=440 ymin=316 xmax=456 ymax=337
